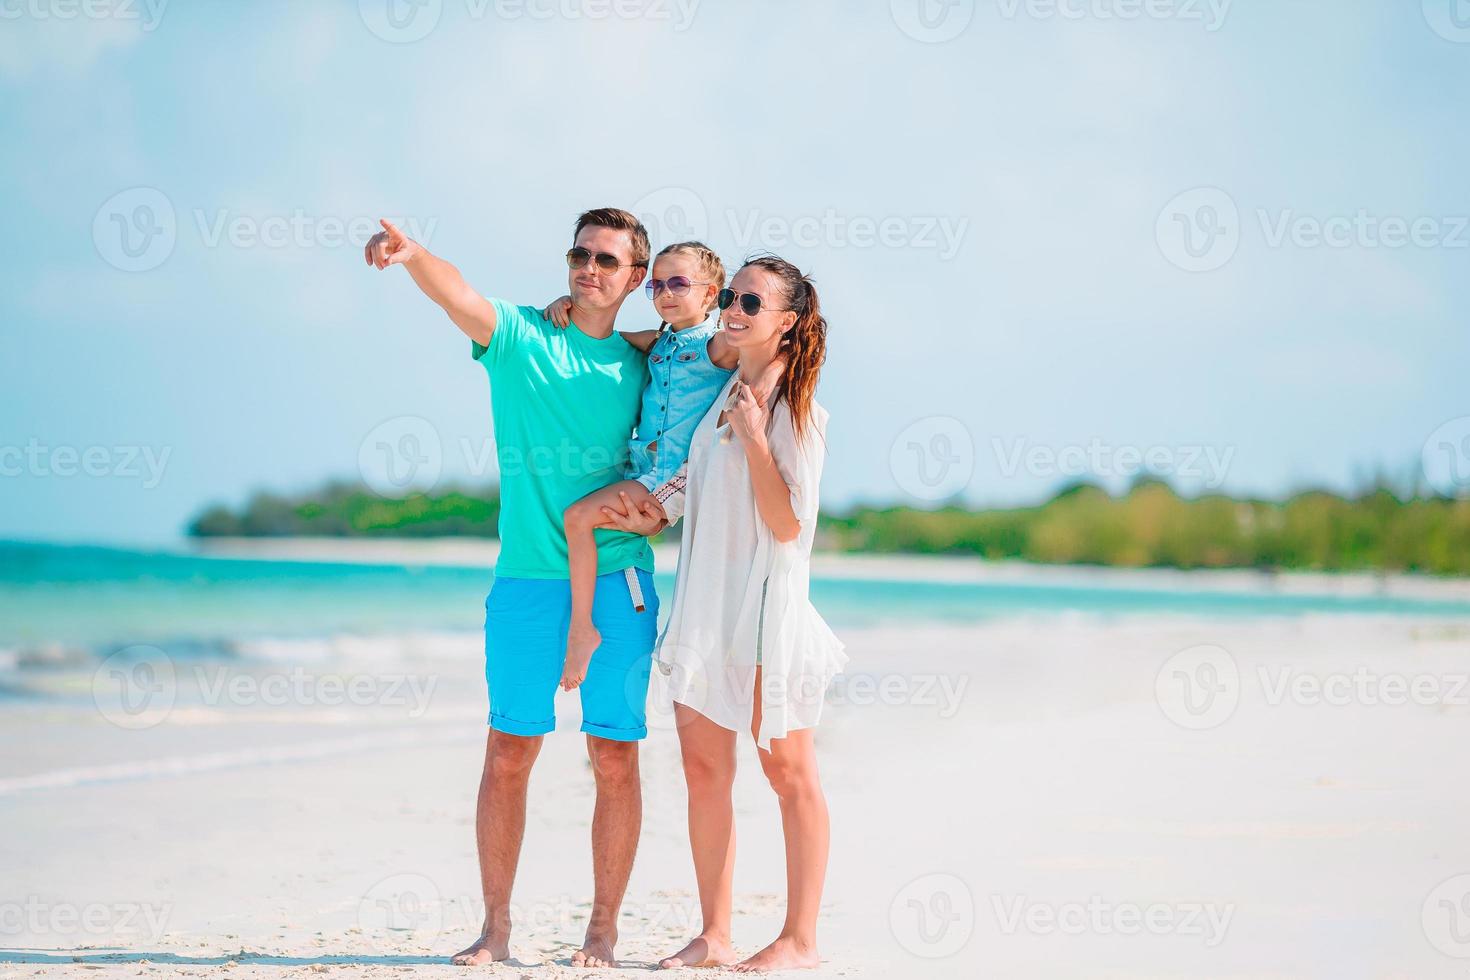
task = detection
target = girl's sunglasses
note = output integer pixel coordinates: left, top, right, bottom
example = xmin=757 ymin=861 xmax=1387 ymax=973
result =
xmin=645 ymin=276 xmax=709 ymax=299
xmin=717 ymin=288 xmax=789 ymax=317
xmin=565 ymin=247 xmax=635 ymax=273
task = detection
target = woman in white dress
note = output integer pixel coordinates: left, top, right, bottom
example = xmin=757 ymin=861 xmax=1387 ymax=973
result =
xmin=650 ymin=255 xmax=848 ymax=973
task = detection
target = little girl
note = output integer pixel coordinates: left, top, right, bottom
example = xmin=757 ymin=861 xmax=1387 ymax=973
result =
xmin=544 ymin=241 xmax=783 ymax=690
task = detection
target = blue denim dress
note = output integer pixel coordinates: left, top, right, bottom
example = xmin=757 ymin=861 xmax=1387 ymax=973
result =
xmin=626 ymin=317 xmax=734 ymax=491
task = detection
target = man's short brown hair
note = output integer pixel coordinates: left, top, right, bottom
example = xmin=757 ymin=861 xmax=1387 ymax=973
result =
xmin=573 ymin=208 xmax=651 ymax=269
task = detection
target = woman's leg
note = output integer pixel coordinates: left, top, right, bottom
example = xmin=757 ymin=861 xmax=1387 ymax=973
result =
xmin=560 ymin=479 xmax=655 ymax=690
xmin=659 ymin=703 xmax=740 ymax=969
xmin=734 ymin=668 xmax=827 ymax=972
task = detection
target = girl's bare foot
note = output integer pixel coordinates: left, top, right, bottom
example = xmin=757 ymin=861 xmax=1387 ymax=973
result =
xmin=560 ymin=622 xmax=601 ymax=690
xmin=658 ymin=932 xmax=737 ymax=969
xmin=732 ymin=935 xmax=819 ymax=972
xmin=450 ymin=932 xmax=509 ymax=966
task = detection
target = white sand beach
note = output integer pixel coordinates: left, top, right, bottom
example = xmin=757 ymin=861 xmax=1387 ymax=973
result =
xmin=4 ymin=595 xmax=1470 ymax=978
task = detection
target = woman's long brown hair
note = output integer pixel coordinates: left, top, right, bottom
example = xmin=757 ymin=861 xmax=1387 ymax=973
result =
xmin=741 ymin=255 xmax=828 ymax=446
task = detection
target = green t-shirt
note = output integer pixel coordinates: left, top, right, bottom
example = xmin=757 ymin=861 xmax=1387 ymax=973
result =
xmin=473 ymin=298 xmax=654 ymax=580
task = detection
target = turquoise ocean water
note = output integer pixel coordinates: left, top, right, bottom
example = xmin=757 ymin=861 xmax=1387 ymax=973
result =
xmin=4 ymin=541 xmax=1470 ymax=656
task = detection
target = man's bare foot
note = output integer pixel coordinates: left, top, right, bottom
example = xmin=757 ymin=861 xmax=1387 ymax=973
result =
xmin=658 ymin=932 xmax=737 ymax=969
xmin=569 ymin=930 xmax=617 ymax=968
xmin=450 ymin=932 xmax=509 ymax=966
xmin=560 ymin=622 xmax=601 ymax=691
xmin=732 ymin=935 xmax=819 ymax=972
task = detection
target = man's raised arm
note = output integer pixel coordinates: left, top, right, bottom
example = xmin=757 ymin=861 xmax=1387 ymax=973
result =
xmin=364 ymin=219 xmax=496 ymax=346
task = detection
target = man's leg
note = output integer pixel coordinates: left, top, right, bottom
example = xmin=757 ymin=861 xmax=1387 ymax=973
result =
xmin=452 ymin=729 xmax=544 ymax=966
xmin=570 ymin=735 xmax=641 ymax=968
xmin=571 ymin=566 xmax=658 ymax=968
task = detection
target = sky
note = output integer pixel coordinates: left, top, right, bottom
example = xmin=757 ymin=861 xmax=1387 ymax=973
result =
xmin=2 ymin=0 xmax=1468 ymax=545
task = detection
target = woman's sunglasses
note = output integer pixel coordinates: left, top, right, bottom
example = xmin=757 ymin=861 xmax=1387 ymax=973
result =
xmin=645 ymin=276 xmax=710 ymax=299
xmin=717 ymin=288 xmax=789 ymax=317
xmin=565 ymin=247 xmax=636 ymax=273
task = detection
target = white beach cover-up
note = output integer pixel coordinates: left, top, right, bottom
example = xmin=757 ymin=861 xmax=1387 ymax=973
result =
xmin=654 ymin=373 xmax=848 ymax=749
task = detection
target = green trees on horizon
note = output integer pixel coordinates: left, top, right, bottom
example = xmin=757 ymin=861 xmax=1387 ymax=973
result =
xmin=189 ymin=479 xmax=1470 ymax=576
xmin=190 ymin=481 xmax=499 ymax=539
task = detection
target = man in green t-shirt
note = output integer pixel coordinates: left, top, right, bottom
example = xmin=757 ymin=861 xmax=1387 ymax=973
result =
xmin=364 ymin=208 xmax=668 ymax=969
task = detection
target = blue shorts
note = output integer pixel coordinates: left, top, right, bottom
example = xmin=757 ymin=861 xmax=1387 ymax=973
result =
xmin=483 ymin=567 xmax=659 ymax=741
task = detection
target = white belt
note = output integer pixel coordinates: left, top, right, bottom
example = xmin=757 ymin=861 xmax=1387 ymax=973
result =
xmin=624 ymin=566 xmax=646 ymax=613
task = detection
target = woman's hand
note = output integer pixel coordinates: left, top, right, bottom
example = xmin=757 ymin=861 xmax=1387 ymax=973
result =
xmin=727 ymin=381 xmax=770 ymax=449
xmin=542 ymin=295 xmax=573 ymax=328
xmin=599 ymin=491 xmax=669 ymax=537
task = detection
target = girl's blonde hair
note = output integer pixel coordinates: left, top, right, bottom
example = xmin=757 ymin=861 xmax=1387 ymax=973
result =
xmin=656 ymin=241 xmax=726 ymax=313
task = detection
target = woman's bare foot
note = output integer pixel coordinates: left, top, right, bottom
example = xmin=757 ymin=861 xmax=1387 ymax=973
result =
xmin=561 ymin=622 xmax=601 ymax=690
xmin=658 ymin=932 xmax=737 ymax=969
xmin=732 ymin=935 xmax=819 ymax=972
xmin=569 ymin=929 xmax=617 ymax=968
xmin=450 ymin=932 xmax=509 ymax=966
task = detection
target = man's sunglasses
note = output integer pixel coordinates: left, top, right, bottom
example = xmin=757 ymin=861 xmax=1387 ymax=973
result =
xmin=717 ymin=288 xmax=789 ymax=317
xmin=565 ymin=247 xmax=637 ymax=273
xmin=646 ymin=276 xmax=710 ymax=299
